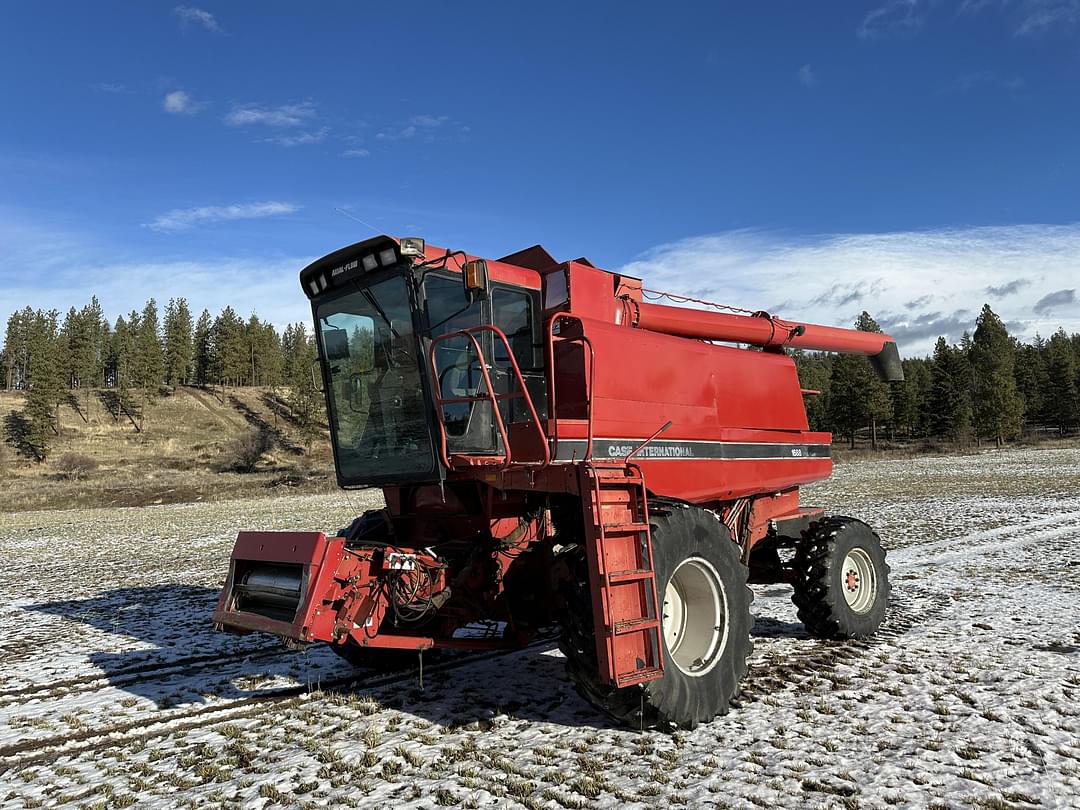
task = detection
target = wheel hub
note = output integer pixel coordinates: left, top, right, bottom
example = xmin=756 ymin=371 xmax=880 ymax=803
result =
xmin=661 ymin=558 xmax=729 ymax=677
xmin=840 ymin=547 xmax=877 ymax=614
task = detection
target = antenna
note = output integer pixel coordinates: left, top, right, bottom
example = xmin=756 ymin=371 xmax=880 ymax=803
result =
xmin=333 ymin=207 xmax=380 ymax=235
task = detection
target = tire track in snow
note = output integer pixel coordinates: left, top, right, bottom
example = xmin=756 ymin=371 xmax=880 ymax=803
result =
xmin=890 ymin=509 xmax=1080 ymax=568
xmin=0 ymin=637 xmax=557 ymax=772
xmin=0 ymin=644 xmax=284 ymax=706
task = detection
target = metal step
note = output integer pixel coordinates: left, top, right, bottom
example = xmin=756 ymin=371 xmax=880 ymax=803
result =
xmin=602 ymin=521 xmax=650 ymax=532
xmin=607 ymin=568 xmax=654 ymax=584
xmin=613 ymin=617 xmax=661 ymax=635
xmin=616 ymin=666 xmax=664 ymax=687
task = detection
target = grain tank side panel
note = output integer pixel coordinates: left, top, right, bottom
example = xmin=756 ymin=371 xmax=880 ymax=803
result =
xmin=572 ymin=316 xmax=832 ymax=503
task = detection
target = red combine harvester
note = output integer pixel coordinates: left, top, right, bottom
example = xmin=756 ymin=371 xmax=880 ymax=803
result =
xmin=213 ymin=235 xmax=902 ymax=729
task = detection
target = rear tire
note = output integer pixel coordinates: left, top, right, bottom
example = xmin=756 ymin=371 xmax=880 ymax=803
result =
xmin=791 ymin=516 xmax=890 ymax=639
xmin=559 ymin=501 xmax=754 ymax=730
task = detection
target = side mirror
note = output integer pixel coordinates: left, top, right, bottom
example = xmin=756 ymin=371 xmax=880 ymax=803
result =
xmin=323 ymin=328 xmax=350 ymax=361
xmin=463 ymin=259 xmax=489 ymax=300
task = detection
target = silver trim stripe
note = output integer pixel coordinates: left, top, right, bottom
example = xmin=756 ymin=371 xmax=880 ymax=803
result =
xmin=552 ymin=439 xmax=832 ymax=463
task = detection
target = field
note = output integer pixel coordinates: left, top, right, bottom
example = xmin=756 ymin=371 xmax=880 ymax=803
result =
xmin=1 ymin=448 xmax=1079 ymax=809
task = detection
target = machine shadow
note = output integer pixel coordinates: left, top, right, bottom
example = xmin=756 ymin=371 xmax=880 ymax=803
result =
xmin=21 ymin=586 xmax=615 ymax=726
xmin=22 ymin=585 xmax=310 ymax=707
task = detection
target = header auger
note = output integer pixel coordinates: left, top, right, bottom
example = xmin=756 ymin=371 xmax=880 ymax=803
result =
xmin=213 ymin=234 xmax=900 ymax=729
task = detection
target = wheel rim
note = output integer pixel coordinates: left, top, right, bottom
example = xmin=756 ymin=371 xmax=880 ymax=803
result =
xmin=662 ymin=558 xmax=728 ymax=677
xmin=840 ymin=547 xmax=877 ymax=613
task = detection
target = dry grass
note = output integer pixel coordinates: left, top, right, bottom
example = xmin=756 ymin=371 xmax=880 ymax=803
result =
xmin=0 ymin=387 xmax=336 ymax=512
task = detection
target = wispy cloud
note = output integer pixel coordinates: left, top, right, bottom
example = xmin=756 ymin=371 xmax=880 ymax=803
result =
xmin=959 ymin=0 xmax=1080 ymax=36
xmin=92 ymin=82 xmax=130 ymax=94
xmin=1016 ymin=0 xmax=1080 ymax=35
xmin=173 ymin=5 xmax=221 ymax=33
xmin=375 ymin=114 xmax=454 ymax=142
xmin=945 ymin=71 xmax=1025 ymax=93
xmin=225 ymin=101 xmax=316 ymax=127
xmin=162 ymin=90 xmax=200 ymax=115
xmin=144 ymin=201 xmax=300 ymax=233
xmin=340 ymin=148 xmax=370 ymax=158
xmin=797 ymin=64 xmax=818 ymax=88
xmin=617 ymin=224 xmax=1080 ymax=356
xmin=858 ymin=0 xmax=924 ymax=39
xmin=1033 ymin=288 xmax=1076 ymax=313
xmin=260 ymin=128 xmax=328 ymax=147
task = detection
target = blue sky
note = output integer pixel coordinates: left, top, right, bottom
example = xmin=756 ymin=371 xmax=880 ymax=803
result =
xmin=3 ymin=1 xmax=1080 ymax=354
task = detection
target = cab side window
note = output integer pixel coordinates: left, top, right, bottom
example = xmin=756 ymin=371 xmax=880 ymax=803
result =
xmin=491 ymin=287 xmax=538 ymax=370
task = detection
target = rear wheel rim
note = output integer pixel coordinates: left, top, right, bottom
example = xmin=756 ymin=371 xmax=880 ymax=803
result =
xmin=662 ymin=558 xmax=728 ymax=677
xmin=841 ymin=547 xmax=877 ymax=613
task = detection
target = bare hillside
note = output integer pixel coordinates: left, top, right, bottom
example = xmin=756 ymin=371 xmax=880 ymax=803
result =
xmin=0 ymin=387 xmax=336 ymax=512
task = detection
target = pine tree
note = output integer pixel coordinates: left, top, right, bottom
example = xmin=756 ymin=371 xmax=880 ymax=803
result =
xmin=1044 ymin=330 xmax=1079 ymax=434
xmin=212 ymin=307 xmax=246 ymax=387
xmin=2 ymin=307 xmax=34 ymax=389
xmin=928 ymin=337 xmax=973 ymax=443
xmin=792 ymin=350 xmax=831 ymax=431
xmin=854 ymin=312 xmax=893 ymax=448
xmin=826 ymin=355 xmax=866 ymax=448
xmin=135 ymin=298 xmax=165 ymax=395
xmin=81 ymin=296 xmax=107 ymax=389
xmin=1014 ymin=340 xmax=1047 ymax=433
xmin=891 ymin=358 xmax=927 ymax=440
xmin=112 ymin=313 xmax=139 ymax=420
xmin=283 ymin=323 xmax=321 ymax=442
xmin=163 ymin=298 xmax=195 ymax=386
xmin=22 ymin=310 xmax=63 ymax=460
xmin=193 ymin=309 xmax=213 ymax=386
xmin=970 ymin=304 xmax=1023 ymax=446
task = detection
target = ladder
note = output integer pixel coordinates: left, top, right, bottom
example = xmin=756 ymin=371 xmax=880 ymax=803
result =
xmin=578 ymin=462 xmax=665 ymax=687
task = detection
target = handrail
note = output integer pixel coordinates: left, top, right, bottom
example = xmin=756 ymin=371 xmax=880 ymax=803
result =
xmin=546 ymin=313 xmax=596 ymax=462
xmin=428 ymin=324 xmax=551 ymax=472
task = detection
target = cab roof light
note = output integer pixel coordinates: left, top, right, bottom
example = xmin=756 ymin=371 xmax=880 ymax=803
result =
xmin=362 ymin=254 xmax=378 ymax=271
xmin=308 ymin=279 xmax=320 ymax=296
xmin=378 ymin=247 xmax=397 ymax=266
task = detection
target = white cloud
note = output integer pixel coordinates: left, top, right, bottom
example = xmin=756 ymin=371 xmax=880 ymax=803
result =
xmin=1016 ymin=1 xmax=1080 ymax=36
xmin=225 ymin=102 xmax=316 ymax=127
xmin=260 ymin=128 xmax=328 ymax=147
xmin=0 ymin=213 xmax=311 ymax=333
xmin=858 ymin=0 xmax=923 ymax=39
xmin=162 ymin=90 xmax=199 ymax=115
xmin=375 ymin=114 xmax=455 ymax=141
xmin=173 ymin=5 xmax=221 ymax=32
xmin=616 ymin=224 xmax=1080 ymax=357
xmin=340 ymin=148 xmax=370 ymax=158
xmin=144 ymin=201 xmax=300 ymax=232
xmin=797 ymin=64 xmax=817 ymax=88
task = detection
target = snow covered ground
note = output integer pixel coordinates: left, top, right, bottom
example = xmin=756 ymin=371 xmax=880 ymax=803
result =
xmin=1 ymin=448 xmax=1079 ymax=809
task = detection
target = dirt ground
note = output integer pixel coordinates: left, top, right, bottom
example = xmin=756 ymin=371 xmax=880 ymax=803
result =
xmin=0 ymin=448 xmax=1078 ymax=808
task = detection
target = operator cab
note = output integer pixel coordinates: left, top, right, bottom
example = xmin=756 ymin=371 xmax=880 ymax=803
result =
xmin=300 ymin=235 xmax=546 ymax=487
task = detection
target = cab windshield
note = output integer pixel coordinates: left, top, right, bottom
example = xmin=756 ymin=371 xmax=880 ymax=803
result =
xmin=315 ymin=275 xmax=433 ymax=481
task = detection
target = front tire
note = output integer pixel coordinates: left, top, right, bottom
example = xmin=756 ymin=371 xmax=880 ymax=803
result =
xmin=560 ymin=501 xmax=754 ymax=730
xmin=791 ymin=516 xmax=890 ymax=639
